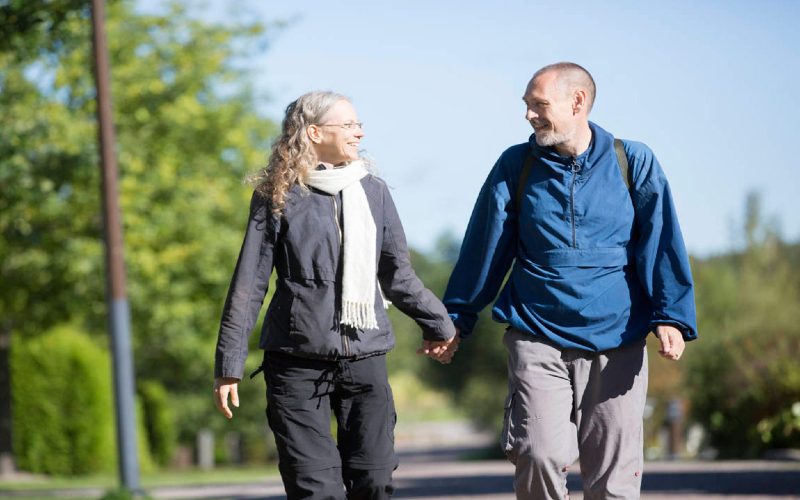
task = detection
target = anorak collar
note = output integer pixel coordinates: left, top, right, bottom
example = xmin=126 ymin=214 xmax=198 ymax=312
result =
xmin=528 ymin=121 xmax=614 ymax=168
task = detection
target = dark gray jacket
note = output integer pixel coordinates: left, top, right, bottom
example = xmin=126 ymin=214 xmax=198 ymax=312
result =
xmin=215 ymin=174 xmax=456 ymax=379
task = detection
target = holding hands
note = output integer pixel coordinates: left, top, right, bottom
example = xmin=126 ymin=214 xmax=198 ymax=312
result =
xmin=417 ymin=330 xmax=461 ymax=364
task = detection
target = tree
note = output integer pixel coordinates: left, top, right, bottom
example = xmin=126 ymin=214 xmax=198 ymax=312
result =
xmin=0 ymin=0 xmax=277 ymax=470
xmin=688 ymin=193 xmax=800 ymax=456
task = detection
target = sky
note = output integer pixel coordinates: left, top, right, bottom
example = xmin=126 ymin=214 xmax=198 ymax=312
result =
xmin=140 ymin=0 xmax=800 ymax=257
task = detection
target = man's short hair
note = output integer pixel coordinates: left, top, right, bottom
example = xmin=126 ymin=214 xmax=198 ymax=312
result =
xmin=532 ymin=62 xmax=596 ymax=112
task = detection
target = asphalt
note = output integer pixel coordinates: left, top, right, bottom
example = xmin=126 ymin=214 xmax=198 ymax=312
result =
xmin=2 ymin=454 xmax=799 ymax=499
xmin=2 ymin=422 xmax=799 ymax=498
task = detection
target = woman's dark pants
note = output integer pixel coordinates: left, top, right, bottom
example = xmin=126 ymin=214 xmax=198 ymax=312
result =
xmin=264 ymin=352 xmax=398 ymax=499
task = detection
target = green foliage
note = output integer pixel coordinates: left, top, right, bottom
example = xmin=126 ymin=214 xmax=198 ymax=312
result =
xmin=1 ymin=0 xmax=278 ymax=461
xmin=0 ymin=0 xmax=91 ymax=60
xmin=138 ymin=381 xmax=177 ymax=466
xmin=442 ymin=314 xmax=509 ymax=433
xmin=687 ymin=193 xmax=800 ymax=456
xmin=99 ymin=487 xmax=154 ymax=500
xmin=393 ymin=233 xmax=510 ymax=431
xmin=11 ymin=324 xmax=116 ymax=474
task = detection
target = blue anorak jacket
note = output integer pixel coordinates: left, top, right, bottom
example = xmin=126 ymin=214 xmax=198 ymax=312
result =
xmin=443 ymin=122 xmax=697 ymax=351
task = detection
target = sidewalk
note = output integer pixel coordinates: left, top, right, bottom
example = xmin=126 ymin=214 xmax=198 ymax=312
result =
xmin=146 ymin=459 xmax=800 ymax=499
xmin=2 ymin=456 xmax=798 ymax=499
xmin=2 ymin=421 xmax=799 ymax=499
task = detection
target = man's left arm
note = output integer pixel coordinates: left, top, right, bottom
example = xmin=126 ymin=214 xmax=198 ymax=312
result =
xmin=627 ymin=142 xmax=698 ymax=359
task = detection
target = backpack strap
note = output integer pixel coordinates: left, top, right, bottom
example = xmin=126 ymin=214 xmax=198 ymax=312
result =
xmin=614 ymin=138 xmax=632 ymax=190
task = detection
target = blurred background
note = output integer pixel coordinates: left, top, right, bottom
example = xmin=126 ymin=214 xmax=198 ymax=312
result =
xmin=1 ymin=0 xmax=799 ymax=493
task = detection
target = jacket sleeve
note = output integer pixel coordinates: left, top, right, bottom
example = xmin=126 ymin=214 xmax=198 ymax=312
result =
xmin=628 ymin=142 xmax=698 ymax=340
xmin=214 ymin=192 xmax=280 ymax=379
xmin=442 ymin=154 xmax=519 ymax=338
xmin=377 ymin=184 xmax=456 ymax=342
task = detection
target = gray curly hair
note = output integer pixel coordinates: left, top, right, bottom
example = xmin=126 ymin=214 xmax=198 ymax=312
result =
xmin=250 ymin=91 xmax=350 ymax=213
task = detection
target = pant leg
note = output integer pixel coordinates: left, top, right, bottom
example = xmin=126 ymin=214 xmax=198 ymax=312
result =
xmin=333 ymin=355 xmax=397 ymax=500
xmin=264 ymin=352 xmax=346 ymax=500
xmin=280 ymin=465 xmax=346 ymax=500
xmin=342 ymin=467 xmax=395 ymax=500
xmin=503 ymin=328 xmax=579 ymax=500
xmin=572 ymin=338 xmax=648 ymax=500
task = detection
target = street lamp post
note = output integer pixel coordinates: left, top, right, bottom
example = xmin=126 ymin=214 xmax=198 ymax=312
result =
xmin=89 ymin=0 xmax=141 ymax=492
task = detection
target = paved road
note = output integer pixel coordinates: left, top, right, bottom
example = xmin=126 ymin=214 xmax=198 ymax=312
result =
xmin=4 ymin=454 xmax=798 ymax=499
xmin=143 ymin=458 xmax=800 ymax=500
xmin=3 ymin=424 xmax=799 ymax=499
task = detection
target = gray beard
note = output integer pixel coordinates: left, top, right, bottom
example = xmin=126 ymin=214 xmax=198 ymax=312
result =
xmin=535 ymin=131 xmax=569 ymax=147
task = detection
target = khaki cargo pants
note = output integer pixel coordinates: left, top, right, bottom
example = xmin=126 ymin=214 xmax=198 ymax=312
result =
xmin=502 ymin=328 xmax=648 ymax=499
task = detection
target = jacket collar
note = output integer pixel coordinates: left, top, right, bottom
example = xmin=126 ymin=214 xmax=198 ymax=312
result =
xmin=528 ymin=121 xmax=614 ymax=169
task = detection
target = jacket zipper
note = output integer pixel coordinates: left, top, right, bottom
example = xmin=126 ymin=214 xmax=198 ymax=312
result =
xmin=569 ymin=159 xmax=581 ymax=248
xmin=331 ymin=196 xmax=343 ymax=242
xmin=331 ymin=195 xmax=350 ymax=356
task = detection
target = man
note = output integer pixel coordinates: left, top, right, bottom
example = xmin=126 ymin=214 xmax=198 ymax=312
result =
xmin=441 ymin=62 xmax=697 ymax=499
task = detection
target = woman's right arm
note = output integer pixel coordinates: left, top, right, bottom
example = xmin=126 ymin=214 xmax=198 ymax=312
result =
xmin=376 ymin=184 xmax=456 ymax=343
xmin=214 ymin=192 xmax=280 ymax=381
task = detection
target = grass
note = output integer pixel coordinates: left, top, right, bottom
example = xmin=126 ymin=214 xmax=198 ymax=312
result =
xmin=0 ymin=464 xmax=279 ymax=493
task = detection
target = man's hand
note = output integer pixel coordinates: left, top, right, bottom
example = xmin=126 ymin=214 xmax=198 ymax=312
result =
xmin=417 ymin=332 xmax=461 ymax=364
xmin=213 ymin=377 xmax=240 ymax=419
xmin=654 ymin=325 xmax=685 ymax=361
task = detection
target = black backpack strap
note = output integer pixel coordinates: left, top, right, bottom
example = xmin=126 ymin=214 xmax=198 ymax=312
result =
xmin=614 ymin=138 xmax=632 ymax=190
xmin=515 ymin=154 xmax=536 ymax=211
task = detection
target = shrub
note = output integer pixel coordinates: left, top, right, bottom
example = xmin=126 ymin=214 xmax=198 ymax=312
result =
xmin=12 ymin=324 xmax=153 ymax=474
xmin=138 ymin=380 xmax=177 ymax=466
xmin=11 ymin=324 xmax=116 ymax=474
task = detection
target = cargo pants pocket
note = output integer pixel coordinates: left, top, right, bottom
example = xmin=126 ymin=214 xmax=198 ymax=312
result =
xmin=386 ymin=385 xmax=397 ymax=444
xmin=501 ymin=390 xmax=519 ymax=464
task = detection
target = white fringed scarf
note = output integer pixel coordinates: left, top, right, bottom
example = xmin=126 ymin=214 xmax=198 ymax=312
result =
xmin=306 ymin=160 xmax=387 ymax=330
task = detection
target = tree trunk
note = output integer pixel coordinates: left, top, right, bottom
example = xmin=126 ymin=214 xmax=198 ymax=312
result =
xmin=0 ymin=325 xmax=15 ymax=476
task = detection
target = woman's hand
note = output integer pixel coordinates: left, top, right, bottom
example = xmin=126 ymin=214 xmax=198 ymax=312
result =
xmin=417 ymin=332 xmax=461 ymax=364
xmin=213 ymin=377 xmax=240 ymax=419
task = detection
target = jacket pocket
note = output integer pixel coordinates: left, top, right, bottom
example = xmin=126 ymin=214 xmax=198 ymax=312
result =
xmin=288 ymin=280 xmax=337 ymax=335
xmin=265 ymin=288 xmax=294 ymax=331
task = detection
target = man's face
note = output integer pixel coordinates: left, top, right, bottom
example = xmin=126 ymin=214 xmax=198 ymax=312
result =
xmin=523 ymin=71 xmax=577 ymax=148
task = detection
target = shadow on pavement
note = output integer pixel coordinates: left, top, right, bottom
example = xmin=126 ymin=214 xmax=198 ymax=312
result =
xmin=391 ymin=468 xmax=800 ymax=498
xmin=641 ymin=469 xmax=800 ymax=496
xmin=394 ymin=474 xmax=514 ymax=498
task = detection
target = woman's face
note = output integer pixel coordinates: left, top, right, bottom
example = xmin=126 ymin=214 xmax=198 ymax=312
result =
xmin=309 ymin=100 xmax=364 ymax=166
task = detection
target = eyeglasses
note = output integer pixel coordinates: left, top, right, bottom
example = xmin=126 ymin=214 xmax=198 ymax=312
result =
xmin=317 ymin=122 xmax=364 ymax=130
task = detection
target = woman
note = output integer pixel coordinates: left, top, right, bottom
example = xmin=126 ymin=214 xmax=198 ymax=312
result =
xmin=213 ymin=91 xmax=456 ymax=499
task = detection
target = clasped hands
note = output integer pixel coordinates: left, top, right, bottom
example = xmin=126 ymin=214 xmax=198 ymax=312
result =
xmin=416 ymin=330 xmax=460 ymax=364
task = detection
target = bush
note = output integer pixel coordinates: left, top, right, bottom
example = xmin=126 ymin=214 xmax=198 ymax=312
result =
xmin=688 ymin=226 xmax=800 ymax=457
xmin=138 ymin=380 xmax=177 ymax=466
xmin=99 ymin=487 xmax=154 ymax=500
xmin=11 ymin=324 xmax=116 ymax=474
xmin=11 ymin=324 xmax=153 ymax=474
xmin=688 ymin=326 xmax=800 ymax=457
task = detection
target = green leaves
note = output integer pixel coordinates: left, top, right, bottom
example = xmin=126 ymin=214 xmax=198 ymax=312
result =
xmin=1 ymin=0 xmax=277 ymax=461
xmin=687 ymin=194 xmax=800 ymax=457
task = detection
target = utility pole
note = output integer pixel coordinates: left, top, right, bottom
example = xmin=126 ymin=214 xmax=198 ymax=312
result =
xmin=90 ymin=0 xmax=141 ymax=492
